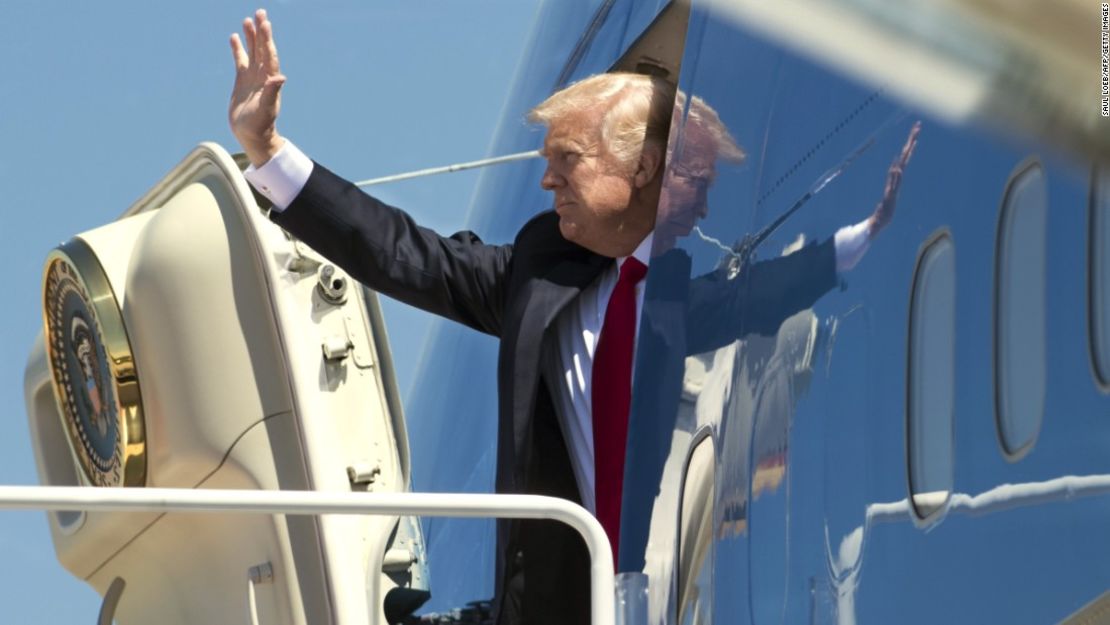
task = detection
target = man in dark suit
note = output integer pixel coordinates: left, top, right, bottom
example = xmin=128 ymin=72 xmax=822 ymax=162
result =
xmin=227 ymin=10 xmax=916 ymax=624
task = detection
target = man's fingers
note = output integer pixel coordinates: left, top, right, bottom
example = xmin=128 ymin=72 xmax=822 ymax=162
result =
xmin=870 ymin=123 xmax=919 ymax=239
xmin=243 ymin=17 xmax=257 ymax=64
xmin=901 ymin=140 xmax=917 ymax=165
xmin=230 ymin=34 xmax=249 ymax=73
xmin=900 ymin=121 xmax=921 ymax=166
xmin=903 ymin=138 xmax=918 ymax=165
xmin=258 ymin=11 xmax=281 ymax=73
xmin=252 ymin=10 xmax=265 ymax=63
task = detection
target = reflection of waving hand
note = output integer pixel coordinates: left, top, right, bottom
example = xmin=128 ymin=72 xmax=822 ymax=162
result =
xmin=229 ymin=9 xmax=287 ymax=167
xmin=868 ymin=121 xmax=921 ymax=239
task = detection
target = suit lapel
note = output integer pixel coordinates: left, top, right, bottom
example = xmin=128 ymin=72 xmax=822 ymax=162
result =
xmin=510 ymin=252 xmax=611 ymax=471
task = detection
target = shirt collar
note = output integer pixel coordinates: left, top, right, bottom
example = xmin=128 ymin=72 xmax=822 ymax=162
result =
xmin=617 ymin=231 xmax=654 ymax=270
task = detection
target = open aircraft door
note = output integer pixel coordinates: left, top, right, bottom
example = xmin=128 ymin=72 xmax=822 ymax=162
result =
xmin=22 ymin=143 xmax=427 ymax=625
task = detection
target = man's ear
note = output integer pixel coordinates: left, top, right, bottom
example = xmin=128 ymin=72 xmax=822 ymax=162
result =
xmin=633 ymin=143 xmax=664 ymax=189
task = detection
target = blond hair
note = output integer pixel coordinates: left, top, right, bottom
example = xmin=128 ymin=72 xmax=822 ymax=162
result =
xmin=678 ymin=92 xmax=745 ymax=164
xmin=530 ymin=73 xmax=745 ymax=171
xmin=528 ymin=72 xmax=675 ymax=167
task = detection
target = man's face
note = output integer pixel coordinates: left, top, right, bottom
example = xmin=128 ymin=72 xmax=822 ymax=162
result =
xmin=656 ymin=124 xmax=718 ymax=250
xmin=540 ymin=112 xmax=642 ymax=254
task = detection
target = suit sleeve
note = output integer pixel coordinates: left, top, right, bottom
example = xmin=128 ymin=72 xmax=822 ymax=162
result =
xmin=685 ymin=237 xmax=838 ymax=354
xmin=269 ymin=161 xmax=512 ymax=337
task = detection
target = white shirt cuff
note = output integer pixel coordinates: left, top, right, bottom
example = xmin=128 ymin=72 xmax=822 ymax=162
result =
xmin=243 ymin=139 xmax=313 ymax=212
xmin=834 ymin=218 xmax=872 ymax=273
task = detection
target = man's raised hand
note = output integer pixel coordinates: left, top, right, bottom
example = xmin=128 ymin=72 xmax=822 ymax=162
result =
xmin=868 ymin=121 xmax=921 ymax=240
xmin=229 ymin=9 xmax=287 ymax=167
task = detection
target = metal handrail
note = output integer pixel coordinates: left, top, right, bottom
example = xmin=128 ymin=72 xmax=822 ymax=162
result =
xmin=0 ymin=486 xmax=615 ymax=625
xmin=353 ymin=150 xmax=542 ymax=188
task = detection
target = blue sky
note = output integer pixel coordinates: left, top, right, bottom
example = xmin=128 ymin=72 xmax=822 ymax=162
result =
xmin=4 ymin=2 xmax=1108 ymax=623
xmin=0 ymin=2 xmax=539 ymax=620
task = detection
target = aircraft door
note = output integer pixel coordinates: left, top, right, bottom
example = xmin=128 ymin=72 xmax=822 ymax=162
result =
xmin=24 ymin=143 xmax=422 ymax=625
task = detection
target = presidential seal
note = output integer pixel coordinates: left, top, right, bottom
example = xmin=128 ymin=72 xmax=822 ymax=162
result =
xmin=43 ymin=240 xmax=146 ymax=488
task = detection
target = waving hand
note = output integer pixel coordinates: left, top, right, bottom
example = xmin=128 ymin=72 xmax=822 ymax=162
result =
xmin=868 ymin=121 xmax=921 ymax=239
xmin=229 ymin=9 xmax=287 ymax=167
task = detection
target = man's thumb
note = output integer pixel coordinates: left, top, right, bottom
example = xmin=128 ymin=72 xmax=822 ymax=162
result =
xmin=262 ymin=74 xmax=286 ymax=105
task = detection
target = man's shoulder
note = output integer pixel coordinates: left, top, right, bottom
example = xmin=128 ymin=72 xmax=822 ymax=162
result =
xmin=512 ymin=210 xmax=574 ymax=255
xmin=510 ymin=210 xmax=608 ymax=277
xmin=514 ymin=210 xmax=561 ymax=243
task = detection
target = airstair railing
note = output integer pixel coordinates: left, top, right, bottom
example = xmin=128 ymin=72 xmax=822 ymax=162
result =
xmin=0 ymin=487 xmax=616 ymax=625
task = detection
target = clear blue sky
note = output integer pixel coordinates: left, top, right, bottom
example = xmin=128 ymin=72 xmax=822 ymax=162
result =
xmin=0 ymin=2 xmax=539 ymax=620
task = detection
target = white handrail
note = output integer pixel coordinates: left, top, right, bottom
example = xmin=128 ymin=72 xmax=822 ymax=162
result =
xmin=353 ymin=150 xmax=542 ymax=188
xmin=0 ymin=486 xmax=615 ymax=625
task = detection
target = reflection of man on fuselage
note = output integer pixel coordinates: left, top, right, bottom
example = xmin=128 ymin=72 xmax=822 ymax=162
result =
xmin=629 ymin=96 xmax=919 ymax=621
xmin=226 ymin=10 xmax=917 ymax=624
xmin=636 ymin=90 xmax=919 ymax=371
xmin=656 ymin=91 xmax=920 ymax=261
xmin=617 ymin=93 xmax=920 ymax=577
xmin=638 ymin=93 xmax=918 ymax=387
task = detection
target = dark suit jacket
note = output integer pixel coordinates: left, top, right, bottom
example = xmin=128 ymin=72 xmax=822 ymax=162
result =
xmin=270 ymin=162 xmax=607 ymax=625
xmin=268 ymin=162 xmax=838 ymax=624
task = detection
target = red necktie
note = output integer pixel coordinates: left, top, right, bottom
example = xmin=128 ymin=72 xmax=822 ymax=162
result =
xmin=592 ymin=256 xmax=647 ymax=564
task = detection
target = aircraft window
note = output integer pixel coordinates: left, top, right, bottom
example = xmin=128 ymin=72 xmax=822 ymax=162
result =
xmin=907 ymin=230 xmax=956 ymax=522
xmin=994 ymin=159 xmax=1046 ymax=459
xmin=1089 ymin=166 xmax=1110 ymax=390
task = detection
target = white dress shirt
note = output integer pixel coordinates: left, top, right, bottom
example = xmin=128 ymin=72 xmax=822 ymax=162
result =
xmin=245 ymin=140 xmax=873 ymax=510
xmin=541 ymin=234 xmax=654 ymax=513
xmin=243 ymin=140 xmax=314 ymax=211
